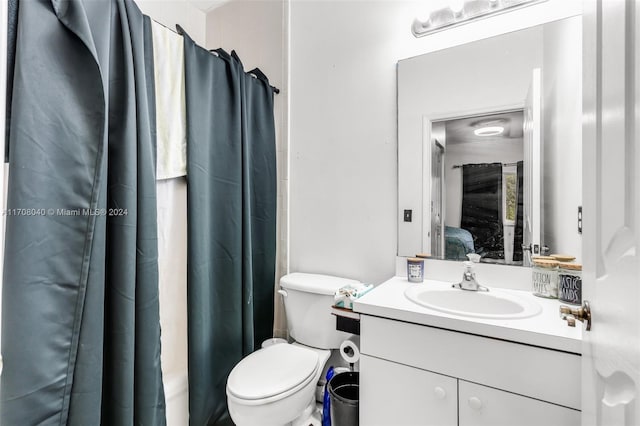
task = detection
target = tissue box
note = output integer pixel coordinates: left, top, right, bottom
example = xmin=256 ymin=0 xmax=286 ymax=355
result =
xmin=334 ymin=283 xmax=373 ymax=310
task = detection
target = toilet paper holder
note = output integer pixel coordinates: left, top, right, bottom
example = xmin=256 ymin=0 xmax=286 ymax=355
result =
xmin=340 ymin=338 xmax=360 ymax=371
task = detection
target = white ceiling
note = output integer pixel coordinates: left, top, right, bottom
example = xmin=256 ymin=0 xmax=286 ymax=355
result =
xmin=444 ymin=110 xmax=524 ymax=146
xmin=188 ymin=0 xmax=233 ymax=12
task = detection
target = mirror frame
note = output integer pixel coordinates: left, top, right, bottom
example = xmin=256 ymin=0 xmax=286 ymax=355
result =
xmin=397 ymin=16 xmax=583 ymax=265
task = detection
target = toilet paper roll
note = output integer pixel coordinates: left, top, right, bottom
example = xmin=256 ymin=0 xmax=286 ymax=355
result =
xmin=339 ymin=338 xmax=360 ymax=364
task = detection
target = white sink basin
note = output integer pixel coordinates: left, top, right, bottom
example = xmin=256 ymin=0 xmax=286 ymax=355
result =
xmin=404 ymin=285 xmax=542 ymax=319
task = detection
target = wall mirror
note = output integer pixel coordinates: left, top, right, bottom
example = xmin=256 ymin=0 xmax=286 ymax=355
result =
xmin=397 ymin=15 xmax=582 ymax=266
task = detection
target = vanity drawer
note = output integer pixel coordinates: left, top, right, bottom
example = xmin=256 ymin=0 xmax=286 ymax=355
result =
xmin=360 ymin=315 xmax=581 ymax=410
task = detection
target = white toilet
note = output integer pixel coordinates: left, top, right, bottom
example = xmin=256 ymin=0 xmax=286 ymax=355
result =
xmin=226 ymin=273 xmax=359 ymax=426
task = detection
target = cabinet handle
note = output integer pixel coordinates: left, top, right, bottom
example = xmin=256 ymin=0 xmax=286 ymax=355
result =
xmin=434 ymin=387 xmax=446 ymax=399
xmin=468 ymin=397 xmax=483 ymax=410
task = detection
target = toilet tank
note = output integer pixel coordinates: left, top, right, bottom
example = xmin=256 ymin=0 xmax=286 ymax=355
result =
xmin=280 ymin=273 xmax=358 ymax=349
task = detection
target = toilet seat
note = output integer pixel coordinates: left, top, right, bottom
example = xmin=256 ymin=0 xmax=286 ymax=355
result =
xmin=227 ymin=344 xmax=320 ymax=405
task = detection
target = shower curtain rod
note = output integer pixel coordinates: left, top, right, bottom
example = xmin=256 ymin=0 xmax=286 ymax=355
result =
xmin=152 ymin=19 xmax=179 ymax=34
xmin=152 ymin=19 xmax=281 ymax=94
xmin=452 ymin=161 xmax=520 ymax=169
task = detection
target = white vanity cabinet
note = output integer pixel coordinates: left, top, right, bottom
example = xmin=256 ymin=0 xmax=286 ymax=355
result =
xmin=360 ymin=355 xmax=457 ymax=426
xmin=359 ymin=315 xmax=581 ymax=426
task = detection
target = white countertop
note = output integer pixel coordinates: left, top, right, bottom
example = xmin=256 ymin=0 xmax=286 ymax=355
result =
xmin=353 ymin=276 xmax=582 ymax=354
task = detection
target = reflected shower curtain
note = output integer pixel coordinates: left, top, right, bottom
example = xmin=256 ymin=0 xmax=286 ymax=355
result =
xmin=181 ymin=30 xmax=277 ymax=425
xmin=461 ymin=163 xmax=504 ymax=259
xmin=513 ymin=161 xmax=524 ymax=262
xmin=1 ymin=1 xmax=166 ymax=424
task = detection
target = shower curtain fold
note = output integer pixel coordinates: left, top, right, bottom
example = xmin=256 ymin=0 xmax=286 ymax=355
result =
xmin=1 ymin=1 xmax=166 ymax=424
xmin=182 ymin=29 xmax=276 ymax=426
xmin=514 ymin=161 xmax=524 ymax=262
xmin=183 ymin=30 xmax=244 ymax=425
xmin=242 ymin=69 xmax=277 ymax=349
xmin=5 ymin=0 xmax=18 ymax=161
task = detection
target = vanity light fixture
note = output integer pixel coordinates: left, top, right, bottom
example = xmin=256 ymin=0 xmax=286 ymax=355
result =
xmin=474 ymin=126 xmax=504 ymax=136
xmin=412 ymin=0 xmax=547 ymax=38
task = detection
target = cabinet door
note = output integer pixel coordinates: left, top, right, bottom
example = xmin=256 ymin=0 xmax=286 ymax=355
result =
xmin=359 ymin=354 xmax=457 ymax=426
xmin=459 ymin=381 xmax=580 ymax=426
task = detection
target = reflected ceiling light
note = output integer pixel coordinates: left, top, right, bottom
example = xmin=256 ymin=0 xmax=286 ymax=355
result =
xmin=474 ymin=126 xmax=504 ymax=136
xmin=412 ymin=0 xmax=547 ymax=38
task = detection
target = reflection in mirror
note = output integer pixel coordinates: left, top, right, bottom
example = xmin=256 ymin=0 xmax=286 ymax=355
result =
xmin=398 ymin=16 xmax=582 ymax=266
xmin=431 ymin=110 xmax=525 ymax=265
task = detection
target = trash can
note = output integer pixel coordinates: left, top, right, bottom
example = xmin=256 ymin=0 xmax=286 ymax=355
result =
xmin=328 ymin=371 xmax=359 ymax=426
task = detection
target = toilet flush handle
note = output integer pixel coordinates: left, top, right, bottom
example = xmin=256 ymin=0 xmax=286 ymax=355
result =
xmin=278 ymin=289 xmax=288 ymax=298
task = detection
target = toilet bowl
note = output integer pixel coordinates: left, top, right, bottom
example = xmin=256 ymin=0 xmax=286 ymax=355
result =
xmin=227 ymin=343 xmax=330 ymax=426
xmin=226 ymin=273 xmax=360 ymax=426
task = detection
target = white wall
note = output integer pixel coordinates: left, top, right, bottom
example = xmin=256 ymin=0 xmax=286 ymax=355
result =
xmin=542 ymin=17 xmax=582 ymax=260
xmin=289 ymin=1 xmax=399 ymax=285
xmin=206 ymin=1 xmax=285 ymax=89
xmin=206 ymin=0 xmax=289 ymax=337
xmin=138 ymin=0 xmax=207 ymax=45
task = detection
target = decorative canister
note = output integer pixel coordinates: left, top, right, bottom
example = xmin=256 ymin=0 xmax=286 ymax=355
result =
xmin=558 ymin=262 xmax=582 ymax=305
xmin=407 ymin=258 xmax=424 ymax=283
xmin=551 ymin=254 xmax=576 ymax=262
xmin=532 ymin=259 xmax=559 ymax=298
xmin=532 ymin=255 xmax=556 ymax=262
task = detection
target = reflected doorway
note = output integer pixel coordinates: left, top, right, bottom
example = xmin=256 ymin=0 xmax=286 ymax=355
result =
xmin=429 ymin=109 xmax=526 ymax=264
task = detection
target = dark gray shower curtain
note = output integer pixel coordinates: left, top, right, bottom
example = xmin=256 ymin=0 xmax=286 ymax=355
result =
xmin=461 ymin=163 xmax=504 ymax=259
xmin=514 ymin=161 xmax=524 ymax=261
xmin=181 ymin=31 xmax=277 ymax=426
xmin=1 ymin=0 xmax=165 ymax=424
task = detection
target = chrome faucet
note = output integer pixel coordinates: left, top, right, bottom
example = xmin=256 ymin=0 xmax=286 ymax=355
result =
xmin=452 ymin=261 xmax=489 ymax=292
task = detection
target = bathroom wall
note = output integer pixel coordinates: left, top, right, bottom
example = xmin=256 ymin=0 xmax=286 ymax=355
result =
xmin=138 ymin=0 xmax=207 ymax=45
xmin=205 ymin=0 xmax=289 ymax=337
xmin=542 ymin=17 xmax=582 ymax=260
xmin=289 ymin=0 xmax=582 ymax=285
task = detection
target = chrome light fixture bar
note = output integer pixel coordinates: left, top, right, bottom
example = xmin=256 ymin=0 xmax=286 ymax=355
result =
xmin=412 ymin=0 xmax=547 ymax=38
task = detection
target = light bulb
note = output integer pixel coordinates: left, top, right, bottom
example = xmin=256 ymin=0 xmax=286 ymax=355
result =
xmin=474 ymin=126 xmax=504 ymax=136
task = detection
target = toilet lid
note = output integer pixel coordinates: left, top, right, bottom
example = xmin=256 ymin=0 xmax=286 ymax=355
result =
xmin=227 ymin=344 xmax=319 ymax=400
